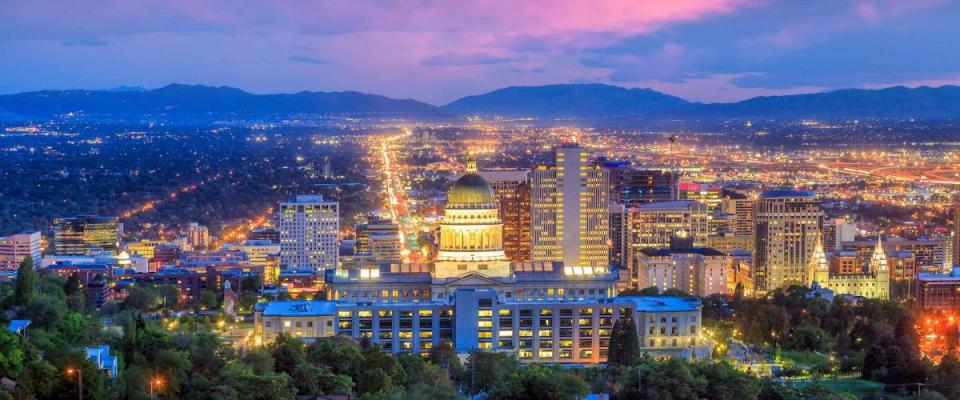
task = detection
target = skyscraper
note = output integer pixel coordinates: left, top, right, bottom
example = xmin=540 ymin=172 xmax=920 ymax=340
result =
xmin=720 ymin=189 xmax=755 ymax=239
xmin=753 ymin=189 xmax=823 ymax=292
xmin=187 ymin=222 xmax=210 ymax=250
xmin=954 ymin=200 xmax=960 ymax=268
xmin=53 ymin=215 xmax=122 ymax=256
xmin=479 ymin=169 xmax=531 ymax=262
xmin=530 ymin=143 xmax=610 ymax=269
xmin=596 ymin=159 xmax=677 ymax=206
xmin=0 ymin=231 xmax=41 ymax=270
xmin=278 ymin=195 xmax=340 ymax=272
xmin=356 ymin=219 xmax=402 ymax=263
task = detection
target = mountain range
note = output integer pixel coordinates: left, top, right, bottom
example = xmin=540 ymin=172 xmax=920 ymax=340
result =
xmin=2 ymin=82 xmax=960 ymax=121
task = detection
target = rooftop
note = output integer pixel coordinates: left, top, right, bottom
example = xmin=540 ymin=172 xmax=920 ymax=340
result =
xmin=259 ymin=300 xmax=337 ymax=316
xmin=761 ymin=188 xmax=815 ymax=198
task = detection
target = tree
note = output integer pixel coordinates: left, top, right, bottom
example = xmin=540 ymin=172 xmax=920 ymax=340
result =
xmin=696 ymin=361 xmax=761 ymax=400
xmin=607 ymin=316 xmax=639 ymax=368
xmin=198 ymin=290 xmax=219 ymax=311
xmin=0 ymin=329 xmax=25 ymax=379
xmin=616 ymin=358 xmax=707 ymax=400
xmin=930 ymin=353 xmax=960 ymax=398
xmin=486 ymin=365 xmax=588 ymax=400
xmin=791 ymin=325 xmax=828 ymax=352
xmin=14 ymin=256 xmax=36 ymax=305
xmin=463 ymin=351 xmax=518 ymax=395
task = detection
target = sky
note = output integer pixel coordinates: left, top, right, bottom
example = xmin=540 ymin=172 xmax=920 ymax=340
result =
xmin=1 ymin=0 xmax=959 ymax=104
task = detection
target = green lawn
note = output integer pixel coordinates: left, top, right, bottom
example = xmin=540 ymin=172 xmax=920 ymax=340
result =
xmin=797 ymin=379 xmax=912 ymax=399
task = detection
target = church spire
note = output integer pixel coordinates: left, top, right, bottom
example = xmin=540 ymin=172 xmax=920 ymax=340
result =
xmin=809 ymin=229 xmax=829 ymax=285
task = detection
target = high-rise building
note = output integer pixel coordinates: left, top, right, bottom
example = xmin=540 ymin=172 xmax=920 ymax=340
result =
xmin=0 ymin=231 xmax=41 ymax=270
xmin=479 ymin=169 xmax=531 ymax=262
xmin=841 ymin=237 xmax=948 ymax=273
xmin=753 ymin=189 xmax=823 ymax=292
xmin=278 ymin=195 xmax=340 ymax=272
xmin=531 ymin=143 xmax=610 ymax=269
xmin=720 ymin=189 xmax=755 ymax=239
xmin=356 ymin=220 xmax=402 ymax=263
xmin=608 ymin=204 xmax=629 ymax=269
xmin=53 ymin=215 xmax=122 ymax=256
xmin=822 ymin=218 xmax=857 ymax=251
xmin=187 ymin=222 xmax=210 ymax=250
xmin=953 ymin=200 xmax=960 ymax=268
xmin=628 ymin=201 xmax=710 ymax=251
xmin=596 ymin=159 xmax=676 ymax=206
xmin=635 ymin=235 xmax=744 ymax=297
xmin=678 ymin=183 xmax=723 ymax=210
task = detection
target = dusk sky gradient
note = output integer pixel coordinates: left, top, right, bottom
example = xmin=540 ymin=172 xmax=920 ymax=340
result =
xmin=2 ymin=0 xmax=960 ymax=104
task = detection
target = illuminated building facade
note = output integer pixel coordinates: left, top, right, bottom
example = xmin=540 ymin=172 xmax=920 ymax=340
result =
xmin=720 ymin=189 xmax=754 ymax=239
xmin=628 ymin=201 xmax=710 ymax=252
xmin=356 ymin=220 xmax=402 ymax=263
xmin=53 ymin=215 xmax=122 ymax=256
xmin=917 ymin=267 xmax=960 ymax=311
xmin=187 ymin=222 xmax=210 ymax=250
xmin=808 ymin=236 xmax=889 ymax=300
xmin=753 ymin=190 xmax=823 ymax=292
xmin=530 ymin=143 xmax=610 ymax=270
xmin=435 ymin=156 xmax=511 ymax=279
xmin=278 ymin=195 xmax=339 ymax=273
xmin=479 ymin=169 xmax=531 ymax=262
xmin=678 ymin=183 xmax=722 ymax=211
xmin=597 ymin=159 xmax=677 ymax=206
xmin=634 ymin=235 xmax=745 ymax=296
xmin=0 ymin=231 xmax=41 ymax=270
xmin=255 ymin=291 xmax=710 ymax=362
xmin=842 ymin=237 xmax=948 ymax=274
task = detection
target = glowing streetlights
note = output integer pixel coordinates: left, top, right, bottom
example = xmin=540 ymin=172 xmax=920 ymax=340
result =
xmin=65 ymin=366 xmax=83 ymax=400
xmin=150 ymin=376 xmax=163 ymax=399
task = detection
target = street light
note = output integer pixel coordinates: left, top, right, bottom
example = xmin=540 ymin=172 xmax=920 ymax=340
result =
xmin=65 ymin=366 xmax=83 ymax=400
xmin=150 ymin=376 xmax=163 ymax=400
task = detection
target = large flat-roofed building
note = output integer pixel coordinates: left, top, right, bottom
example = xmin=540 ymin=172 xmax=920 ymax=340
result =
xmin=255 ymin=290 xmax=710 ymax=362
xmin=278 ymin=195 xmax=339 ymax=273
xmin=917 ymin=267 xmax=960 ymax=311
xmin=53 ymin=215 xmax=122 ymax=256
xmin=255 ymin=300 xmax=337 ymax=344
xmin=842 ymin=237 xmax=948 ymax=274
xmin=0 ymin=231 xmax=41 ymax=270
xmin=753 ymin=189 xmax=823 ymax=292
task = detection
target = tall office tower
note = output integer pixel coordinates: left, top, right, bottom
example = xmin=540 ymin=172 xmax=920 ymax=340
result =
xmin=479 ymin=169 xmax=531 ymax=262
xmin=608 ymin=204 xmax=629 ymax=269
xmin=322 ymin=157 xmax=334 ymax=180
xmin=679 ymin=183 xmax=723 ymax=210
xmin=187 ymin=222 xmax=210 ymax=250
xmin=954 ymin=200 xmax=960 ymax=268
xmin=753 ymin=189 xmax=823 ymax=292
xmin=721 ymin=189 xmax=755 ymax=238
xmin=596 ymin=159 xmax=677 ymax=206
xmin=53 ymin=215 xmax=122 ymax=256
xmin=629 ymin=201 xmax=710 ymax=251
xmin=0 ymin=231 xmax=42 ymax=270
xmin=531 ymin=143 xmax=610 ymax=269
xmin=278 ymin=195 xmax=340 ymax=272
xmin=822 ymin=218 xmax=857 ymax=251
xmin=355 ymin=219 xmax=402 ymax=263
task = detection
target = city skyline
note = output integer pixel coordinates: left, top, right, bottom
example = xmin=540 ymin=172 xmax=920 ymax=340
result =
xmin=2 ymin=1 xmax=960 ymax=103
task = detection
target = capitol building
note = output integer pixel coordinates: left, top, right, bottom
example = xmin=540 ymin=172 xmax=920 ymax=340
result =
xmin=256 ymin=155 xmax=711 ymax=363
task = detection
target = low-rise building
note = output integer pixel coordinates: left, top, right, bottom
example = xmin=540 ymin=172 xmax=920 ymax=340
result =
xmin=254 ymin=290 xmax=710 ymax=363
xmin=918 ymin=266 xmax=960 ymax=311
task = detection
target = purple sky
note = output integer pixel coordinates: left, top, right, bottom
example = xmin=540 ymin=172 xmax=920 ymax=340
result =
xmin=1 ymin=0 xmax=959 ymax=104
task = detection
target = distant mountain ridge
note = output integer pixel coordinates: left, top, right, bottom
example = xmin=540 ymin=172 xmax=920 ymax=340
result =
xmin=443 ymin=83 xmax=693 ymax=117
xmin=2 ymin=82 xmax=960 ymax=121
xmin=0 ymin=84 xmax=439 ymax=120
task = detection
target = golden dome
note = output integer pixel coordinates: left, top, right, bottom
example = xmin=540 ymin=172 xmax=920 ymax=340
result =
xmin=447 ymin=173 xmax=497 ymax=209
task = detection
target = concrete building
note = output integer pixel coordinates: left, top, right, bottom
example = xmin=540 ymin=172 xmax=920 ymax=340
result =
xmin=278 ymin=195 xmax=339 ymax=273
xmin=597 ymin=159 xmax=677 ymax=206
xmin=531 ymin=143 xmax=610 ymax=270
xmin=753 ymin=190 xmax=823 ymax=292
xmin=822 ymin=218 xmax=857 ymax=251
xmin=609 ymin=204 xmax=629 ymax=270
xmin=0 ymin=231 xmax=41 ymax=270
xmin=678 ymin=183 xmax=722 ymax=211
xmin=842 ymin=237 xmax=948 ymax=274
xmin=53 ymin=215 xmax=122 ymax=256
xmin=721 ymin=189 xmax=755 ymax=239
xmin=634 ymin=235 xmax=745 ymax=296
xmin=255 ymin=290 xmax=710 ymax=362
xmin=356 ymin=220 xmax=402 ymax=263
xmin=479 ymin=169 xmax=531 ymax=262
xmin=918 ymin=267 xmax=960 ymax=311
xmin=187 ymin=222 xmax=210 ymax=250
xmin=628 ymin=201 xmax=710 ymax=251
